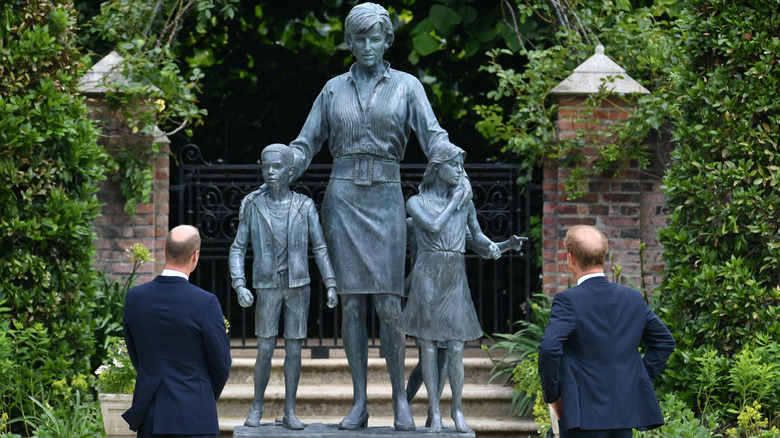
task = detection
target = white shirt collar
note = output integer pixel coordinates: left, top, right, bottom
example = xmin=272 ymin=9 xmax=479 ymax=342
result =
xmin=161 ymin=268 xmax=188 ymax=280
xmin=577 ymin=272 xmax=605 ymax=285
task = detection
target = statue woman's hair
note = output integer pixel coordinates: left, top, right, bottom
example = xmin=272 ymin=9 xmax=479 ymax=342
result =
xmin=344 ymin=3 xmax=394 ymax=47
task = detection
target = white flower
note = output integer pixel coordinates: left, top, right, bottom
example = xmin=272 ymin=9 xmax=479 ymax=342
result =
xmin=112 ymin=358 xmax=124 ymax=368
xmin=95 ymin=365 xmax=108 ymax=376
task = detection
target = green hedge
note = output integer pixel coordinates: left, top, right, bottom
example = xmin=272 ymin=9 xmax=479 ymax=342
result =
xmin=0 ymin=0 xmax=106 ymax=431
xmin=657 ymin=0 xmax=780 ymax=426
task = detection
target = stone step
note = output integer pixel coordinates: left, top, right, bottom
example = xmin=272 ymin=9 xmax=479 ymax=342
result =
xmin=218 ymin=383 xmax=517 ymax=419
xmin=227 ymin=357 xmax=497 ymax=386
xmin=218 ymin=342 xmax=538 ymax=437
xmin=219 ymin=416 xmax=539 ymax=438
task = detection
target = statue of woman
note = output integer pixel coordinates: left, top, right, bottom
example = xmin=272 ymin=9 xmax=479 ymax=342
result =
xmin=287 ymin=2 xmax=470 ymax=431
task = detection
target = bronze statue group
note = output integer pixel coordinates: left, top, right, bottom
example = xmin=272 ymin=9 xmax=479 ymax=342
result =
xmin=120 ymin=3 xmax=673 ymax=437
xmin=227 ymin=3 xmax=521 ymax=434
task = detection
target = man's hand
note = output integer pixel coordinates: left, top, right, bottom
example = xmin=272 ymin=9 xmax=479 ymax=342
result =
xmin=326 ymin=287 xmax=338 ymax=309
xmin=550 ymin=398 xmax=562 ymax=421
xmin=236 ymin=285 xmax=254 ymax=308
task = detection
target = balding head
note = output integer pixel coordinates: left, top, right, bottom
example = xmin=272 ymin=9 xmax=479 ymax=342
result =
xmin=165 ymin=225 xmax=201 ymax=267
xmin=564 ymin=225 xmax=608 ymax=270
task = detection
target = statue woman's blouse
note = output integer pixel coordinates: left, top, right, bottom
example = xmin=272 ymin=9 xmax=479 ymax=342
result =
xmin=290 ymin=62 xmax=449 ymax=174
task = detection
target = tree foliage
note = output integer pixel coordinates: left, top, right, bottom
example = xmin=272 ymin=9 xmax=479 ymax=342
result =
xmin=0 ymin=0 xmax=106 ymax=431
xmin=79 ymin=0 xmax=238 ymax=213
xmin=656 ymin=0 xmax=780 ymax=427
xmin=475 ymin=0 xmax=682 ymax=191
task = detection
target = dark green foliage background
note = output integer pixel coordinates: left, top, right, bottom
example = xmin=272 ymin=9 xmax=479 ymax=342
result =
xmin=0 ymin=0 xmax=107 ymax=426
xmin=657 ymin=0 xmax=780 ymax=420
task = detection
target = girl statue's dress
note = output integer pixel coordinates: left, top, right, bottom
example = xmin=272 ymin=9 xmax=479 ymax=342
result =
xmin=399 ymin=195 xmax=483 ymax=343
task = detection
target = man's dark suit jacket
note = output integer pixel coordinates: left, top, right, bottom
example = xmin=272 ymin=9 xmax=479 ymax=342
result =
xmin=538 ymin=277 xmax=675 ymax=433
xmin=122 ymin=275 xmax=232 ymax=436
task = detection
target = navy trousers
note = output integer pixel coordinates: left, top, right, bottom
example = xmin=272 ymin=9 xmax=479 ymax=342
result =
xmin=560 ymin=426 xmax=633 ymax=438
xmin=137 ymin=399 xmax=216 ymax=438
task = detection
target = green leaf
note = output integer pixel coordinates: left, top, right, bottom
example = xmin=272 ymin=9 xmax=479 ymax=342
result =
xmin=412 ymin=33 xmax=440 ymax=56
xmin=429 ymin=4 xmax=461 ymax=35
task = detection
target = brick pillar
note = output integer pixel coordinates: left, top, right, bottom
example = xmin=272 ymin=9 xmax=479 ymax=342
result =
xmin=542 ymin=96 xmax=666 ymax=296
xmin=82 ymin=94 xmax=169 ymax=285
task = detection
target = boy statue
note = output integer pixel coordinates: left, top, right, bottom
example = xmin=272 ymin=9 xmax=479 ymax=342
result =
xmin=229 ymin=143 xmax=338 ymax=430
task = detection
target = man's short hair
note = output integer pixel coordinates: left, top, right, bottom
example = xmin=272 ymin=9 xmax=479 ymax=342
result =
xmin=564 ymin=225 xmax=608 ymax=269
xmin=261 ymin=143 xmax=293 ymax=166
xmin=165 ymin=225 xmax=201 ymax=265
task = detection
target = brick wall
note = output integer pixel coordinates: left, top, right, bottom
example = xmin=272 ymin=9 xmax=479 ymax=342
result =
xmin=543 ymin=96 xmax=666 ymax=296
xmin=86 ymin=95 xmax=169 ymax=285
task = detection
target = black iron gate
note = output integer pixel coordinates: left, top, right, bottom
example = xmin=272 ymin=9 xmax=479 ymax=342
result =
xmin=171 ymin=144 xmax=540 ymax=353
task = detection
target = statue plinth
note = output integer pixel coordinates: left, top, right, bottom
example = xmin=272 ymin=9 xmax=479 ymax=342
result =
xmin=233 ymin=423 xmax=475 ymax=437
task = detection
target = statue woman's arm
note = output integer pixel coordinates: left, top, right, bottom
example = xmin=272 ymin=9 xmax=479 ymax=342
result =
xmin=289 ymin=87 xmax=330 ymax=181
xmin=408 ymin=79 xmax=473 ymax=207
xmin=407 ymin=78 xmax=449 ymax=157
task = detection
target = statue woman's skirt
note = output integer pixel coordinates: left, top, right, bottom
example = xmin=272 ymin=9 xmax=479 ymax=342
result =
xmin=321 ymin=178 xmax=405 ymax=296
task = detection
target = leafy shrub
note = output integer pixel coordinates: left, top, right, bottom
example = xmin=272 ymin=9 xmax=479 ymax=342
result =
xmin=510 ymin=354 xmax=553 ymax=436
xmin=636 ymin=392 xmax=721 ymax=438
xmin=90 ymin=242 xmax=153 ymax=375
xmin=26 ymin=392 xmax=104 ymax=438
xmin=656 ymin=0 xmax=780 ymax=428
xmin=666 ymin=337 xmax=780 ymax=429
xmin=94 ymin=337 xmax=135 ymax=395
xmin=484 ymin=293 xmax=550 ymax=416
xmin=0 ymin=0 xmax=106 ymax=433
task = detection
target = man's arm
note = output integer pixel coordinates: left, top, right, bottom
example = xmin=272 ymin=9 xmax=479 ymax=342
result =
xmin=537 ymin=292 xmax=576 ymax=404
xmin=202 ymin=295 xmax=232 ymax=400
xmin=641 ymin=308 xmax=676 ymax=381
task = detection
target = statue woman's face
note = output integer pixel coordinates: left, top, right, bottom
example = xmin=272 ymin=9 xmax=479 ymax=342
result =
xmin=349 ymin=22 xmax=388 ymax=69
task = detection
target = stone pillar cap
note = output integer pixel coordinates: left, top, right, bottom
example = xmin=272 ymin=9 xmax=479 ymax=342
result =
xmin=78 ymin=51 xmax=160 ymax=94
xmin=551 ymin=45 xmax=649 ymax=95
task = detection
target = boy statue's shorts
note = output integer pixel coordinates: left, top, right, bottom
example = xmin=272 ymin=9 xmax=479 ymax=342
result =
xmin=253 ymin=270 xmax=310 ymax=339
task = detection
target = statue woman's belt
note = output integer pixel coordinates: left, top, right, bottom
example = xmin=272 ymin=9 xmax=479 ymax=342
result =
xmin=331 ymin=155 xmax=401 ymax=186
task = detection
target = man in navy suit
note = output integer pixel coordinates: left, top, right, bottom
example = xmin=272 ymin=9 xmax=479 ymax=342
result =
xmin=123 ymin=225 xmax=232 ymax=438
xmin=538 ymin=225 xmax=675 ymax=438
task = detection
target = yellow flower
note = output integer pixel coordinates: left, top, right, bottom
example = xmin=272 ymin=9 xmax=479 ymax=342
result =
xmin=155 ymin=98 xmax=166 ymax=112
xmin=126 ymin=243 xmax=153 ymax=263
xmin=52 ymin=378 xmax=71 ymax=396
xmin=72 ymin=374 xmax=89 ymax=392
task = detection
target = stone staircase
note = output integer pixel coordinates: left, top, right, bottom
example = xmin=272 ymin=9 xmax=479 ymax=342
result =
xmin=217 ymin=342 xmax=538 ymax=437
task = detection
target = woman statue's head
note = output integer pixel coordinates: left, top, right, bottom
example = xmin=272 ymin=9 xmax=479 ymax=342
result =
xmin=344 ymin=3 xmax=394 ymax=49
